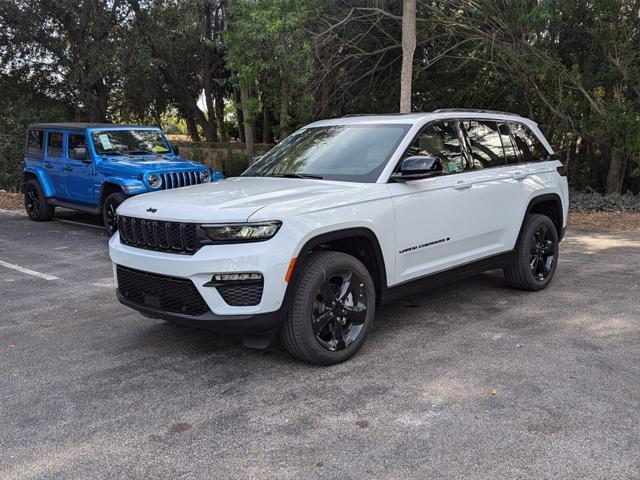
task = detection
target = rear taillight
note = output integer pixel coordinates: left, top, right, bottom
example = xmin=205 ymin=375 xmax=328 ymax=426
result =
xmin=557 ymin=165 xmax=567 ymax=176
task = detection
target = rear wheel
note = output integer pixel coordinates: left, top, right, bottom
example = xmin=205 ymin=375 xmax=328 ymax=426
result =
xmin=24 ymin=179 xmax=55 ymax=221
xmin=280 ymin=251 xmax=376 ymax=365
xmin=504 ymin=213 xmax=559 ymax=291
xmin=102 ymin=192 xmax=126 ymax=236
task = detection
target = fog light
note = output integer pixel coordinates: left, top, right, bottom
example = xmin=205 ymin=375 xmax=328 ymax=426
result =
xmin=214 ymin=273 xmax=262 ymax=281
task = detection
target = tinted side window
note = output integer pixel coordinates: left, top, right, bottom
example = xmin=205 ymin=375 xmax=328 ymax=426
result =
xmin=462 ymin=120 xmax=506 ymax=168
xmin=68 ymin=134 xmax=87 ymax=159
xmin=404 ymin=121 xmax=464 ymax=174
xmin=47 ymin=132 xmax=64 ymax=157
xmin=509 ymin=123 xmax=549 ymax=163
xmin=26 ymin=130 xmax=44 ymax=158
xmin=498 ymin=123 xmax=518 ymax=164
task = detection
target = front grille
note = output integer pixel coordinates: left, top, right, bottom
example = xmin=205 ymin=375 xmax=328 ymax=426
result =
xmin=117 ymin=265 xmax=210 ymax=316
xmin=161 ymin=171 xmax=202 ymax=190
xmin=216 ymin=283 xmax=264 ymax=306
xmin=117 ymin=216 xmax=199 ymax=254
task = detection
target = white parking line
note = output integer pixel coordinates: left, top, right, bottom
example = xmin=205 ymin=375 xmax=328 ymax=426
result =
xmin=0 ymin=260 xmax=59 ymax=281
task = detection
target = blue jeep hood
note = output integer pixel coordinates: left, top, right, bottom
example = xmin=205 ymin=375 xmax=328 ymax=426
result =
xmin=97 ymin=155 xmax=206 ymax=174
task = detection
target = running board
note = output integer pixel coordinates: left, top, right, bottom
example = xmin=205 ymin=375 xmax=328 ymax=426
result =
xmin=46 ymin=198 xmax=101 ymax=215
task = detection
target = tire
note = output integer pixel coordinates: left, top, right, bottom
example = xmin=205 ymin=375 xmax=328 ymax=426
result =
xmin=102 ymin=191 xmax=126 ymax=236
xmin=504 ymin=213 xmax=559 ymax=291
xmin=280 ymin=251 xmax=376 ymax=365
xmin=24 ymin=179 xmax=55 ymax=221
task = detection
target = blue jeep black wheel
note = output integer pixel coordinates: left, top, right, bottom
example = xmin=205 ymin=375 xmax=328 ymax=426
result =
xmin=24 ymin=179 xmax=55 ymax=221
xmin=102 ymin=192 xmax=126 ymax=237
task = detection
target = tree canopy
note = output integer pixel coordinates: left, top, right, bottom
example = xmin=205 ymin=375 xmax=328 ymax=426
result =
xmin=1 ymin=0 xmax=638 ymax=193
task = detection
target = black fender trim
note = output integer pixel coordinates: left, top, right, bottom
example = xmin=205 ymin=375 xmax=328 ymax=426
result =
xmin=519 ymin=193 xmax=565 ymax=242
xmin=292 ymin=227 xmax=389 ymax=304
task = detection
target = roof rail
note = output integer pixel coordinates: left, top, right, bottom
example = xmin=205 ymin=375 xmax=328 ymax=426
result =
xmin=432 ymin=108 xmax=521 ymax=117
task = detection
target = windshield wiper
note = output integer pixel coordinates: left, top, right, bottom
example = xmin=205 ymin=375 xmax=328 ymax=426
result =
xmin=271 ymin=173 xmax=324 ymax=180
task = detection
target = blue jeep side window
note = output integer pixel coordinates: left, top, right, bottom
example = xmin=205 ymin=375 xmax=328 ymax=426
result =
xmin=68 ymin=134 xmax=87 ymax=159
xmin=27 ymin=130 xmax=44 ymax=158
xmin=47 ymin=132 xmax=63 ymax=157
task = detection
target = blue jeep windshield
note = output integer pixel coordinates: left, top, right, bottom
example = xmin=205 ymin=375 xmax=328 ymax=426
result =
xmin=242 ymin=124 xmax=410 ymax=183
xmin=91 ymin=129 xmax=171 ymax=156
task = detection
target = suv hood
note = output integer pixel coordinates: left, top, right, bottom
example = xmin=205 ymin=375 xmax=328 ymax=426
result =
xmin=98 ymin=155 xmax=205 ymax=175
xmin=116 ymin=176 xmax=365 ymax=223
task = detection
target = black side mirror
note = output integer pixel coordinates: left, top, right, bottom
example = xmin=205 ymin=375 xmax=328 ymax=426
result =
xmin=71 ymin=147 xmax=89 ymax=162
xmin=172 ymin=145 xmax=180 ymax=155
xmin=391 ymin=155 xmax=443 ymax=182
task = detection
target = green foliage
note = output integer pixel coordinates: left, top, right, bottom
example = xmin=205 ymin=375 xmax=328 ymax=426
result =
xmin=570 ymin=191 xmax=640 ymax=212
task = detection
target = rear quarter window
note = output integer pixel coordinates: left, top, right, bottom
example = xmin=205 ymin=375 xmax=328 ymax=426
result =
xmin=26 ymin=130 xmax=44 ymax=158
xmin=509 ymin=123 xmax=550 ymax=163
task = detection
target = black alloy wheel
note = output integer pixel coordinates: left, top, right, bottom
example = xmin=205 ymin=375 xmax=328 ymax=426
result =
xmin=25 ymin=184 xmax=40 ymax=218
xmin=530 ymin=224 xmax=556 ymax=281
xmin=312 ymin=270 xmax=368 ymax=351
xmin=280 ymin=251 xmax=376 ymax=365
xmin=24 ymin=179 xmax=55 ymax=221
xmin=102 ymin=192 xmax=126 ymax=236
xmin=504 ymin=213 xmax=559 ymax=291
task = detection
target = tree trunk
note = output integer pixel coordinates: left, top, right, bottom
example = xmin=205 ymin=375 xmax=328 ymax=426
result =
xmin=400 ymin=0 xmax=416 ymax=113
xmin=606 ymin=147 xmax=627 ymax=194
xmin=234 ymin=88 xmax=245 ymax=144
xmin=202 ymin=0 xmax=218 ymax=141
xmin=262 ymin=97 xmax=272 ymax=144
xmin=185 ymin=110 xmax=201 ymax=142
xmin=240 ymin=87 xmax=255 ymax=156
xmin=280 ymin=83 xmax=289 ymax=138
xmin=214 ymin=85 xmax=226 ymax=141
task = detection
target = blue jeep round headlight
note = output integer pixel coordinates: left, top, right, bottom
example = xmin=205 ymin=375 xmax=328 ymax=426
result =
xmin=147 ymin=174 xmax=162 ymax=189
xmin=199 ymin=170 xmax=211 ymax=183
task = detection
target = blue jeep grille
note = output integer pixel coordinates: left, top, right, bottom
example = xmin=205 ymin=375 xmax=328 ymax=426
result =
xmin=161 ymin=171 xmax=202 ymax=189
xmin=117 ymin=216 xmax=199 ymax=254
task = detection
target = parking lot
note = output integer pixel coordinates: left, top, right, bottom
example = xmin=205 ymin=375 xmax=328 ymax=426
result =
xmin=1 ymin=208 xmax=639 ymax=479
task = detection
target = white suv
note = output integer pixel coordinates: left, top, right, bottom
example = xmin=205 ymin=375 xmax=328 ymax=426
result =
xmin=109 ymin=110 xmax=569 ymax=365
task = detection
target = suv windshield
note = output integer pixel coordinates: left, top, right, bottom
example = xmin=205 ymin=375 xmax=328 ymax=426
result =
xmin=243 ymin=124 xmax=410 ymax=183
xmin=92 ymin=129 xmax=171 ymax=157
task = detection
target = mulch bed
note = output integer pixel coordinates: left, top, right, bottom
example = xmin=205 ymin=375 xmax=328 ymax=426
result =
xmin=2 ymin=190 xmax=639 ymax=232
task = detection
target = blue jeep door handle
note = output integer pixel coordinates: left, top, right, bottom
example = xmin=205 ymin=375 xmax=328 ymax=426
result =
xmin=44 ymin=163 xmax=53 ymax=169
xmin=64 ymin=167 xmax=73 ymax=172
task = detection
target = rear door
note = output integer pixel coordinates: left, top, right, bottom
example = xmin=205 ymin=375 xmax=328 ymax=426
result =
xmin=64 ymin=132 xmax=97 ymax=204
xmin=44 ymin=131 xmax=66 ymax=198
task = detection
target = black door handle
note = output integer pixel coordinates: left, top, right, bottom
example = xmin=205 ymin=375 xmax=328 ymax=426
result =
xmin=44 ymin=164 xmax=53 ymax=169
xmin=64 ymin=167 xmax=73 ymax=172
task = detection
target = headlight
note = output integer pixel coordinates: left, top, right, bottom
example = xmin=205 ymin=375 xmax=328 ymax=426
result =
xmin=202 ymin=221 xmax=281 ymax=243
xmin=147 ymin=174 xmax=162 ymax=189
xmin=200 ymin=170 xmax=211 ymax=183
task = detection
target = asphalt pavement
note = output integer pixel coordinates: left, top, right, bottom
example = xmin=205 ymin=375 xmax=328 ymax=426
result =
xmin=1 ymin=208 xmax=639 ymax=479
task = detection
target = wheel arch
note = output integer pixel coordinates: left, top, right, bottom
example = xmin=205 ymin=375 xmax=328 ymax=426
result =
xmin=290 ymin=227 xmax=389 ymax=305
xmin=22 ymin=168 xmax=54 ymax=196
xmin=99 ymin=182 xmax=125 ymax=207
xmin=518 ymin=193 xmax=564 ymax=242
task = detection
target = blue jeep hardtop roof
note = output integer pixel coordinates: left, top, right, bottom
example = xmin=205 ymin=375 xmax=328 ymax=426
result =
xmin=28 ymin=122 xmax=160 ymax=130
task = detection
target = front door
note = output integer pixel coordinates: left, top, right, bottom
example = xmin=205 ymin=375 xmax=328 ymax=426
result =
xmin=64 ymin=132 xmax=97 ymax=204
xmin=388 ymin=119 xmax=523 ymax=284
xmin=44 ymin=131 xmax=66 ymax=198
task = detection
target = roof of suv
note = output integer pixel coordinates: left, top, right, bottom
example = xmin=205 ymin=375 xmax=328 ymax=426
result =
xmin=308 ymin=109 xmax=535 ymax=128
xmin=28 ymin=122 xmax=159 ymax=130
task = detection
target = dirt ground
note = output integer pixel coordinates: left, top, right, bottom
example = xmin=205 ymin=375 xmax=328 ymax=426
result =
xmin=2 ymin=190 xmax=639 ymax=232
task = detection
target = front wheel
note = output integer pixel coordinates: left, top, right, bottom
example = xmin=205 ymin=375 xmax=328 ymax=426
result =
xmin=24 ymin=179 xmax=55 ymax=221
xmin=504 ymin=213 xmax=559 ymax=291
xmin=102 ymin=192 xmax=126 ymax=237
xmin=280 ymin=251 xmax=376 ymax=365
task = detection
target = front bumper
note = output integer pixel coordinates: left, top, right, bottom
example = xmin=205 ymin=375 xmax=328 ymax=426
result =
xmin=109 ymin=231 xmax=296 ymax=327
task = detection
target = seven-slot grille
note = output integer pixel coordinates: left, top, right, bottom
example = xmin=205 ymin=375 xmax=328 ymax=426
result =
xmin=161 ymin=170 xmax=202 ymax=189
xmin=117 ymin=216 xmax=200 ymax=254
xmin=116 ymin=265 xmax=210 ymax=316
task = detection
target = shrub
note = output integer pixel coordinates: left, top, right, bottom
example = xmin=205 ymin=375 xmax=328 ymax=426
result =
xmin=570 ymin=190 xmax=640 ymax=213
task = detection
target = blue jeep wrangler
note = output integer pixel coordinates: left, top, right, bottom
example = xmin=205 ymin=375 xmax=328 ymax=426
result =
xmin=22 ymin=123 xmax=222 ymax=235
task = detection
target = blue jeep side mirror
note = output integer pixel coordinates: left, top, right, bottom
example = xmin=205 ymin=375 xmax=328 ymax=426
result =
xmin=71 ymin=147 xmax=89 ymax=162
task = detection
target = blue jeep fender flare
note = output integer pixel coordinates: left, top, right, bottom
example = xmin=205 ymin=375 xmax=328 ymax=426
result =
xmin=23 ymin=167 xmax=55 ymax=197
xmin=100 ymin=176 xmax=147 ymax=199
